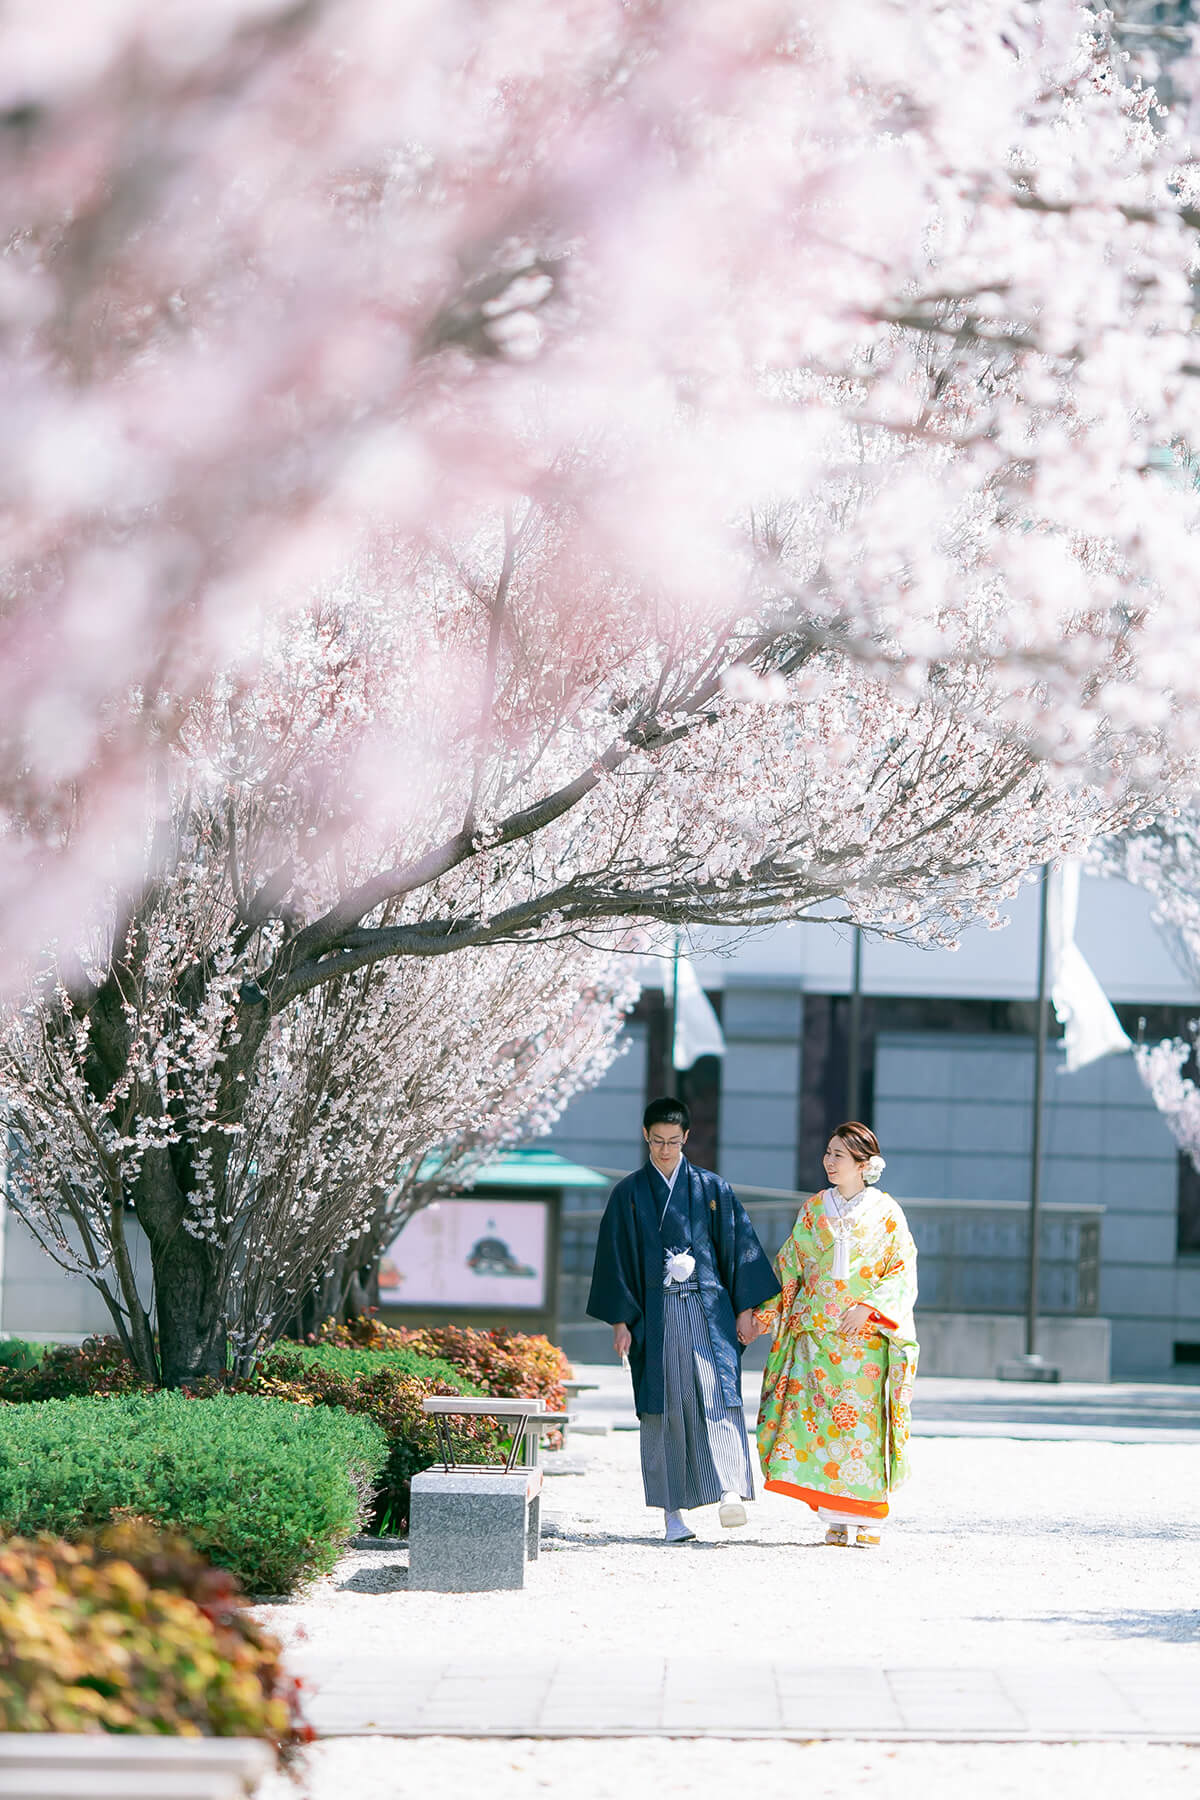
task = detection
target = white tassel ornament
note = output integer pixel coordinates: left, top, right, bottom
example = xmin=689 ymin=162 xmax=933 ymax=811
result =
xmin=663 ymin=1250 xmax=696 ymax=1286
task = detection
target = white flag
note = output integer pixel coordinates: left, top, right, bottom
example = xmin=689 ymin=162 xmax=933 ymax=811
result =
xmin=1048 ymin=861 xmax=1131 ymax=1073
xmin=671 ymin=955 xmax=726 ymax=1070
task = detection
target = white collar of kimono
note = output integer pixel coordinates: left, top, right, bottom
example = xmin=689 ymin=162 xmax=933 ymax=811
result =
xmin=653 ymin=1157 xmax=683 ymax=1200
xmin=825 ymin=1183 xmax=870 ymax=1216
xmin=824 ymin=1184 xmax=872 ymax=1280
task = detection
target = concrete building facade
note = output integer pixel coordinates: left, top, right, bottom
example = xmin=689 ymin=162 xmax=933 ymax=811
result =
xmin=545 ymin=872 xmax=1200 ymax=1380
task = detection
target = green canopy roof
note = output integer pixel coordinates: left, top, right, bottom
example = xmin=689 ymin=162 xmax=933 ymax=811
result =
xmin=416 ymin=1145 xmax=610 ymax=1190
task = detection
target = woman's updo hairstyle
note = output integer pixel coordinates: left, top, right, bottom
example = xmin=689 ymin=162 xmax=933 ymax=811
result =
xmin=832 ymin=1121 xmax=881 ymax=1164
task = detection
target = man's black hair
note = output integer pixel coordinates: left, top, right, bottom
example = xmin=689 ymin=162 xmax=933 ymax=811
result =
xmin=643 ymin=1096 xmax=691 ymax=1133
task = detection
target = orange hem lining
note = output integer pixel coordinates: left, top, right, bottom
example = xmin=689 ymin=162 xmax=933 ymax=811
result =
xmin=868 ymin=1308 xmax=899 ymax=1331
xmin=764 ymin=1480 xmax=889 ymax=1520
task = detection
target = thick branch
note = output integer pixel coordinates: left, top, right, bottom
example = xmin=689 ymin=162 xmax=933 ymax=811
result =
xmin=263 ymin=612 xmax=825 ymax=998
xmin=271 ymin=866 xmax=852 ymax=1005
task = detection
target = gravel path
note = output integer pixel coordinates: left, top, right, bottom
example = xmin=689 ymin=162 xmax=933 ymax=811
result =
xmin=255 ymin=1738 xmax=1200 ymax=1800
xmin=251 ymin=1382 xmax=1200 ymax=1796
xmin=258 ymin=1431 xmax=1200 ymax=1670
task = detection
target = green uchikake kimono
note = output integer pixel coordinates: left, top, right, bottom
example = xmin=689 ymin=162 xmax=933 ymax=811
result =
xmin=754 ymin=1187 xmax=918 ymax=1521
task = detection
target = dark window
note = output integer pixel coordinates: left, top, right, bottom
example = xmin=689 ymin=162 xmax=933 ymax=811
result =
xmin=799 ymin=993 xmax=1200 ymax=1245
xmin=1176 ymin=1156 xmax=1200 ymax=1256
xmin=1173 ymin=1341 xmax=1200 ymax=1364
xmin=630 ymin=988 xmax=722 ymax=1174
xmin=798 ymin=995 xmax=851 ymax=1191
xmin=798 ymin=993 xmax=1059 ymax=1193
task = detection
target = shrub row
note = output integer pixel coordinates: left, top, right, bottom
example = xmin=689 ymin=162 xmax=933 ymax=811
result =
xmin=0 ymin=1335 xmax=153 ymax=1403
xmin=0 ymin=1321 xmax=572 ymax=1416
xmin=315 ymin=1316 xmax=572 ymax=1412
xmin=252 ymin=1349 xmax=501 ymax=1535
xmin=263 ymin=1339 xmax=467 ymax=1389
xmin=0 ymin=1393 xmax=387 ymax=1595
xmin=0 ymin=1521 xmax=309 ymax=1751
xmin=0 ymin=1320 xmax=573 ymax=1547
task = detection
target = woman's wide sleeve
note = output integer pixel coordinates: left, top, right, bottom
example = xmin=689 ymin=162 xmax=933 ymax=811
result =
xmin=586 ymin=1185 xmax=643 ymax=1327
xmin=752 ymin=1224 xmax=799 ymax=1336
xmin=862 ymin=1208 xmax=918 ymax=1333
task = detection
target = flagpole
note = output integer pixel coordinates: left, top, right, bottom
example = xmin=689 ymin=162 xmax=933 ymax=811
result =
xmin=847 ymin=925 xmax=863 ymax=1120
xmin=999 ymin=864 xmax=1059 ymax=1382
xmin=1025 ymin=867 xmax=1050 ymax=1359
xmin=666 ymin=929 xmax=681 ymax=1094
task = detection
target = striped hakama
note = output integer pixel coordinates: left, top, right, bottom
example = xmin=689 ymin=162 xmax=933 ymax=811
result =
xmin=640 ymin=1278 xmax=755 ymax=1510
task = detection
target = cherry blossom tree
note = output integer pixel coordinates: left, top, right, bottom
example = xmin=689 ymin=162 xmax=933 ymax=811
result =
xmin=8 ymin=2 xmax=1200 ymax=1381
xmin=1 ymin=926 xmax=632 ymax=1380
xmin=0 ymin=604 xmax=636 ymax=1381
xmin=3 ymin=0 xmax=1200 ymax=970
xmin=0 ymin=528 xmax=1169 ymax=1386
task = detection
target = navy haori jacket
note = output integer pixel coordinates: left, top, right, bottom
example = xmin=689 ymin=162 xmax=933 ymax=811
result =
xmin=586 ymin=1157 xmax=780 ymax=1418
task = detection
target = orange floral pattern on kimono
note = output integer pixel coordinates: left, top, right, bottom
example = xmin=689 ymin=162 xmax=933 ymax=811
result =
xmin=754 ymin=1189 xmax=918 ymax=1520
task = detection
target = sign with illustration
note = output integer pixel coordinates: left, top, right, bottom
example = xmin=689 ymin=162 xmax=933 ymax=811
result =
xmin=378 ymin=1198 xmax=549 ymax=1310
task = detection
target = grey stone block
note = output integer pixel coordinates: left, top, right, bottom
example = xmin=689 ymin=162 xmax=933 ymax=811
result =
xmin=408 ymin=1469 xmax=543 ymax=1592
xmin=913 ymin=1312 xmax=1111 ymax=1381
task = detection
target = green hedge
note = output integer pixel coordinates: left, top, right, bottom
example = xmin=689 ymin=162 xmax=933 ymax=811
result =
xmin=0 ymin=1339 xmax=46 ymax=1372
xmin=256 ymin=1350 xmax=501 ymax=1534
xmin=0 ymin=1394 xmax=387 ymax=1595
xmin=264 ymin=1340 xmax=470 ymax=1390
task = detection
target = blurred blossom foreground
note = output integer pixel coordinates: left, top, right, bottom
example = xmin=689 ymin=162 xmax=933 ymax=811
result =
xmin=1 ymin=0 xmax=1199 ymax=961
xmin=5 ymin=2 xmax=1200 ymax=1383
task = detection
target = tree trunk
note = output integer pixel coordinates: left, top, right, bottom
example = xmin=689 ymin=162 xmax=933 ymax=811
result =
xmin=149 ymin=1227 xmax=227 ymax=1386
xmin=126 ymin=1001 xmax=269 ymax=1387
xmin=287 ymin=1252 xmax=380 ymax=1338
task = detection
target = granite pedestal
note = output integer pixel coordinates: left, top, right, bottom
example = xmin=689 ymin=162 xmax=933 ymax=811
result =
xmin=408 ymin=1466 xmax=544 ymax=1592
xmin=0 ymin=1735 xmax=271 ymax=1799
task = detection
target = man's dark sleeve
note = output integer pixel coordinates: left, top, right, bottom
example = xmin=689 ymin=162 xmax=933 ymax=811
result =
xmin=726 ymin=1187 xmax=781 ymax=1314
xmin=587 ymin=1184 xmax=643 ymax=1326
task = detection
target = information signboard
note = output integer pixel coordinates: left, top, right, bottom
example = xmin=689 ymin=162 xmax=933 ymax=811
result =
xmin=378 ymin=1197 xmax=549 ymax=1310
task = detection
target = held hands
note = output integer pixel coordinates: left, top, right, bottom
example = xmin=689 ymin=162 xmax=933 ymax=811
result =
xmin=841 ymin=1301 xmax=874 ymax=1340
xmin=618 ymin=1314 xmax=764 ymax=1352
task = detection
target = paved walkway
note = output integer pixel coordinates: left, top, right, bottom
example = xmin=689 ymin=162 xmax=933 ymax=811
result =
xmin=261 ymin=1368 xmax=1200 ymax=1746
xmin=570 ymin=1365 xmax=1200 ymax=1444
xmin=291 ymin=1654 xmax=1200 ymax=1740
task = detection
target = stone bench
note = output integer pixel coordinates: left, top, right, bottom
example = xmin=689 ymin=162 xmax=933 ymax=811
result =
xmin=412 ymin=1397 xmax=557 ymax=1590
xmin=0 ymin=1736 xmax=271 ymax=1799
xmin=522 ymin=1409 xmax=569 ymax=1465
xmin=408 ymin=1464 xmax=544 ymax=1591
xmin=420 ymin=1395 xmax=549 ymax=1474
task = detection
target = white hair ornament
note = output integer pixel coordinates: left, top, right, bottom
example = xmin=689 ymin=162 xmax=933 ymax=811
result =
xmin=863 ymin=1154 xmax=886 ymax=1185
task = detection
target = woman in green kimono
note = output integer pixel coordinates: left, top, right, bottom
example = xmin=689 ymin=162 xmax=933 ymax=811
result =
xmin=750 ymin=1122 xmax=918 ymax=1548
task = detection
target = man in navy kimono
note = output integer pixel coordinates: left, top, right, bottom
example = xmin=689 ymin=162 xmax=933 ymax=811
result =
xmin=587 ymin=1097 xmax=780 ymax=1542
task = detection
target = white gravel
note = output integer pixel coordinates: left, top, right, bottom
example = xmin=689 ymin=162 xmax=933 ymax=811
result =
xmin=252 ymin=1413 xmax=1200 ymax=1797
xmin=255 ymin=1737 xmax=1200 ymax=1800
xmin=257 ymin=1429 xmax=1200 ymax=1669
